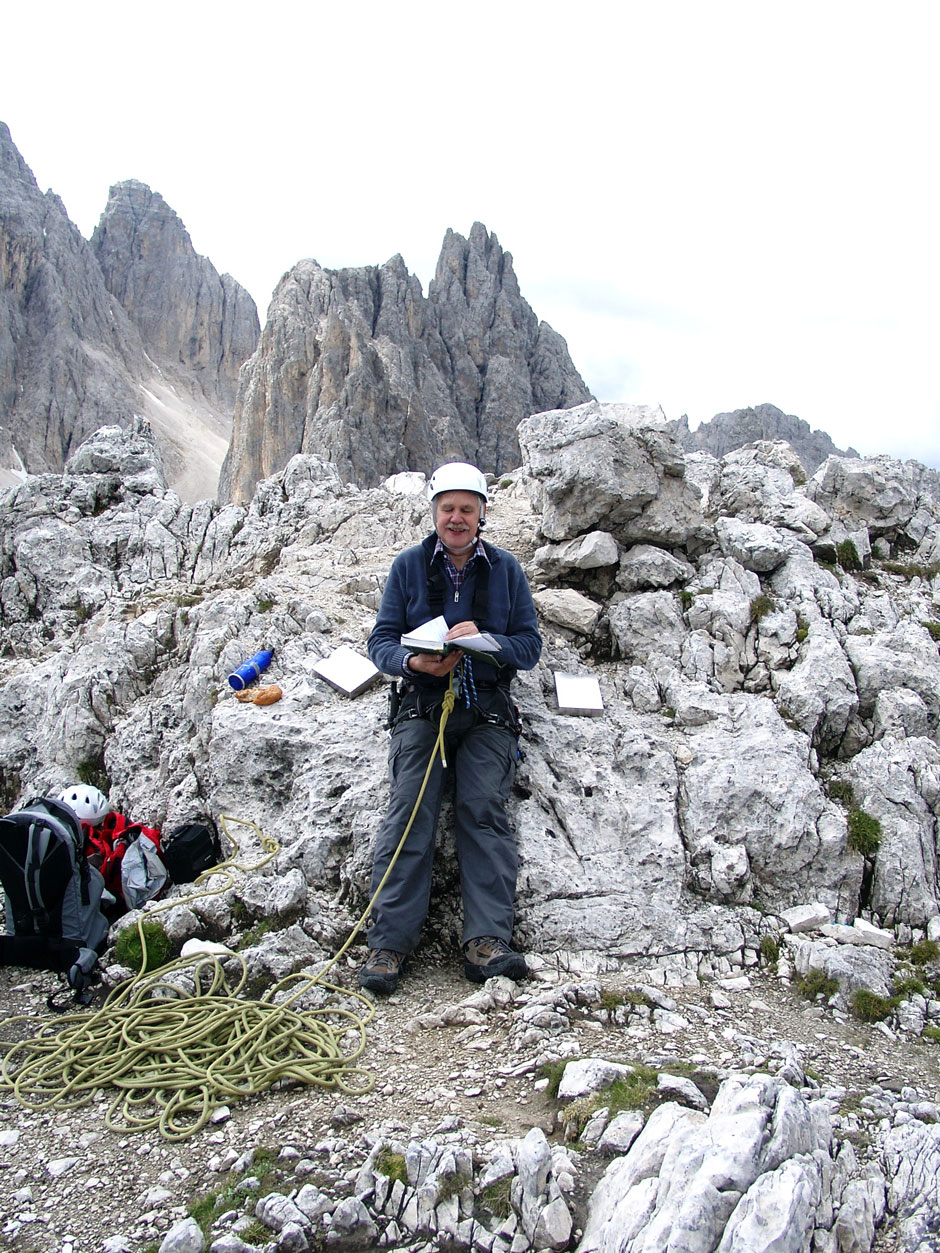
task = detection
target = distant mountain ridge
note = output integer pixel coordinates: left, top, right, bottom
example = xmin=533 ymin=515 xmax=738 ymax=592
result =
xmin=671 ymin=402 xmax=858 ymax=473
xmin=1 ymin=122 xmax=880 ymax=507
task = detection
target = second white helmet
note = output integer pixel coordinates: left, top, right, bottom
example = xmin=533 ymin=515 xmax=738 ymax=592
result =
xmin=57 ymin=784 xmax=111 ymax=825
xmin=427 ymin=462 xmax=488 ymax=502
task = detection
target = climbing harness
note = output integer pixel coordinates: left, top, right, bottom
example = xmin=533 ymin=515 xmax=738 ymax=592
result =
xmin=0 ymin=679 xmax=463 ymax=1142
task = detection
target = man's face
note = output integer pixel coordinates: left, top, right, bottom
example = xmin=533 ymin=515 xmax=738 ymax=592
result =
xmin=434 ymin=490 xmax=483 ymax=550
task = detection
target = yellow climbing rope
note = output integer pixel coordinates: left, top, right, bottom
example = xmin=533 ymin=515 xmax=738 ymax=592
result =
xmin=0 ymin=679 xmax=457 ymax=1141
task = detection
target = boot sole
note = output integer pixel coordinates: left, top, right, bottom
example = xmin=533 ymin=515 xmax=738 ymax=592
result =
xmin=358 ymin=972 xmax=399 ymax=995
xmin=464 ymin=954 xmax=528 ymax=983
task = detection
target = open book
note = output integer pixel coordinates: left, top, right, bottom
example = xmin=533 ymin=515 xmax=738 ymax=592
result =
xmin=401 ymin=616 xmax=501 ymax=662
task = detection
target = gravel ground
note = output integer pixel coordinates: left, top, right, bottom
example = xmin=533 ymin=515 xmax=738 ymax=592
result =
xmin=2 ymin=949 xmax=939 ymax=1252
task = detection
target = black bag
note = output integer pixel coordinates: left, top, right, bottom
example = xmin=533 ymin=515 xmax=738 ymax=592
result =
xmin=0 ymin=797 xmax=109 ymax=994
xmin=160 ymin=821 xmax=222 ymax=884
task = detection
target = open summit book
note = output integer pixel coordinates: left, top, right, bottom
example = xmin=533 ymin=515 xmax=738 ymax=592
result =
xmin=400 ymin=616 xmax=502 ymax=664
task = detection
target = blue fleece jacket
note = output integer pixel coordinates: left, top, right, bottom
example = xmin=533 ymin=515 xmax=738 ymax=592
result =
xmin=367 ymin=534 xmax=542 ymax=690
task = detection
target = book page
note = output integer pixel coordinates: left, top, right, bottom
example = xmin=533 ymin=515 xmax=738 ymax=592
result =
xmin=401 ymin=617 xmax=501 ymax=654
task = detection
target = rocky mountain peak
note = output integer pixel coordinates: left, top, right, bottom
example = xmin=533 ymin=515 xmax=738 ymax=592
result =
xmin=0 ymin=123 xmax=146 ymax=485
xmin=92 ymin=179 xmax=259 ymax=409
xmin=0 ymin=125 xmax=261 ymax=502
xmin=219 ymin=223 xmax=592 ymax=504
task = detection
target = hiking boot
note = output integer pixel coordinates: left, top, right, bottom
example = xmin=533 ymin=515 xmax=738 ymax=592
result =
xmin=358 ymin=948 xmax=406 ymax=995
xmin=463 ymin=936 xmax=528 ymax=983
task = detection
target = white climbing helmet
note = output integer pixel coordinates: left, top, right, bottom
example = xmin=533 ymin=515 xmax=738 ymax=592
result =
xmin=57 ymin=784 xmax=111 ymax=825
xmin=427 ymin=462 xmax=488 ymax=503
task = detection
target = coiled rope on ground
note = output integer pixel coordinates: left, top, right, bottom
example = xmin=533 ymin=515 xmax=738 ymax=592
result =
xmin=0 ymin=683 xmax=457 ymax=1141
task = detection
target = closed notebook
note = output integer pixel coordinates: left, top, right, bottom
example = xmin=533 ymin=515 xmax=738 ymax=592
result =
xmin=554 ymin=672 xmax=604 ymax=716
xmin=312 ymin=645 xmax=382 ymax=697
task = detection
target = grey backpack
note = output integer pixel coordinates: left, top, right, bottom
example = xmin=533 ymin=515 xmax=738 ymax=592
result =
xmin=0 ymin=797 xmax=109 ymax=994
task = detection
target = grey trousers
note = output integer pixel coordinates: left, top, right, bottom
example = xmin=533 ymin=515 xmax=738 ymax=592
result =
xmin=366 ymin=693 xmax=519 ymax=953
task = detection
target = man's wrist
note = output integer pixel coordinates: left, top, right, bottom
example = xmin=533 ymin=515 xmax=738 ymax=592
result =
xmin=402 ymin=653 xmax=415 ymax=675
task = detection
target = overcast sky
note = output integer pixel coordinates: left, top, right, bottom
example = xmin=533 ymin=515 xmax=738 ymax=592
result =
xmin=4 ymin=1 xmax=938 ymax=467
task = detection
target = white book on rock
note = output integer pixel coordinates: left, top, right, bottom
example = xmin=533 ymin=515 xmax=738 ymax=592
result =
xmin=554 ymin=672 xmax=604 ymax=716
xmin=312 ymin=645 xmax=382 ymax=697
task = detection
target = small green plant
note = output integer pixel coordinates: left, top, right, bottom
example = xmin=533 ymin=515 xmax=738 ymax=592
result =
xmin=827 ymin=778 xmax=855 ymax=806
xmin=759 ymin=935 xmax=780 ymax=966
xmin=796 ymin=968 xmax=839 ymax=1001
xmin=481 ymin=1177 xmax=513 ymax=1220
xmin=622 ymin=987 xmax=654 ymax=1009
xmin=836 ymin=539 xmax=862 ymax=572
xmin=662 ymin=707 xmax=676 ymax=720
xmin=908 ymin=939 xmax=940 ymax=966
xmin=538 ymin=1060 xmax=569 ymax=1099
xmin=923 ymin=1026 xmax=940 ymax=1044
xmin=851 ymin=989 xmax=899 ymax=1023
xmin=882 ymin=560 xmax=940 ymax=580
xmin=257 ymin=598 xmax=275 ymax=612
xmin=606 ymin=1066 xmax=660 ymax=1111
xmin=679 ymin=589 xmax=694 ymax=610
xmin=750 ymin=594 xmax=775 ymax=624
xmin=795 ymin=614 xmax=810 ymax=644
xmin=238 ymin=1220 xmax=273 ymax=1245
xmin=113 ymin=918 xmax=175 ymax=973
xmin=75 ymin=752 xmax=109 ymax=793
xmin=563 ymin=1065 xmax=660 ymax=1136
xmin=847 ymin=809 xmax=882 ymax=857
xmin=437 ymin=1171 xmax=471 ymax=1203
xmin=921 ymin=620 xmax=940 ymax=642
xmin=375 ymin=1148 xmax=408 ymax=1186
xmin=236 ymin=918 xmax=277 ymax=949
xmin=893 ymin=975 xmax=926 ymax=998
xmin=600 ymin=989 xmax=625 ymax=1017
xmin=187 ymin=1148 xmax=283 ymax=1235
xmin=189 ymin=1185 xmax=236 ymax=1235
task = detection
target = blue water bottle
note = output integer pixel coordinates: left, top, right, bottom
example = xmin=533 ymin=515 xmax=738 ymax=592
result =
xmin=228 ymin=648 xmax=273 ymax=691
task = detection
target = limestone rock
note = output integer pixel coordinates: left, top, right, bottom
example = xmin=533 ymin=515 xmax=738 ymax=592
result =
xmin=807 ymin=455 xmax=940 ymax=540
xmin=617 ymin=544 xmax=694 ymax=591
xmin=518 ymin=401 xmax=704 ymax=545
xmin=533 ymin=531 xmax=620 ymax=575
xmin=531 ymin=587 xmax=602 ymax=635
xmin=578 ymin=1075 xmax=832 ymax=1253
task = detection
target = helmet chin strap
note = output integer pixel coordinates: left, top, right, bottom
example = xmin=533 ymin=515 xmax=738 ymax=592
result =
xmin=442 ymin=535 xmax=477 ymax=554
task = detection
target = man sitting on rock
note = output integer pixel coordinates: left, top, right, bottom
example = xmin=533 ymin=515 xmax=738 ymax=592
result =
xmin=361 ymin=462 xmax=542 ymax=994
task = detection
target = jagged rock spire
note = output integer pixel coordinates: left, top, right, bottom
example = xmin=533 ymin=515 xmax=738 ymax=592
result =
xmin=92 ymin=180 xmax=259 ymax=409
xmin=219 ymin=222 xmax=593 ymax=504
